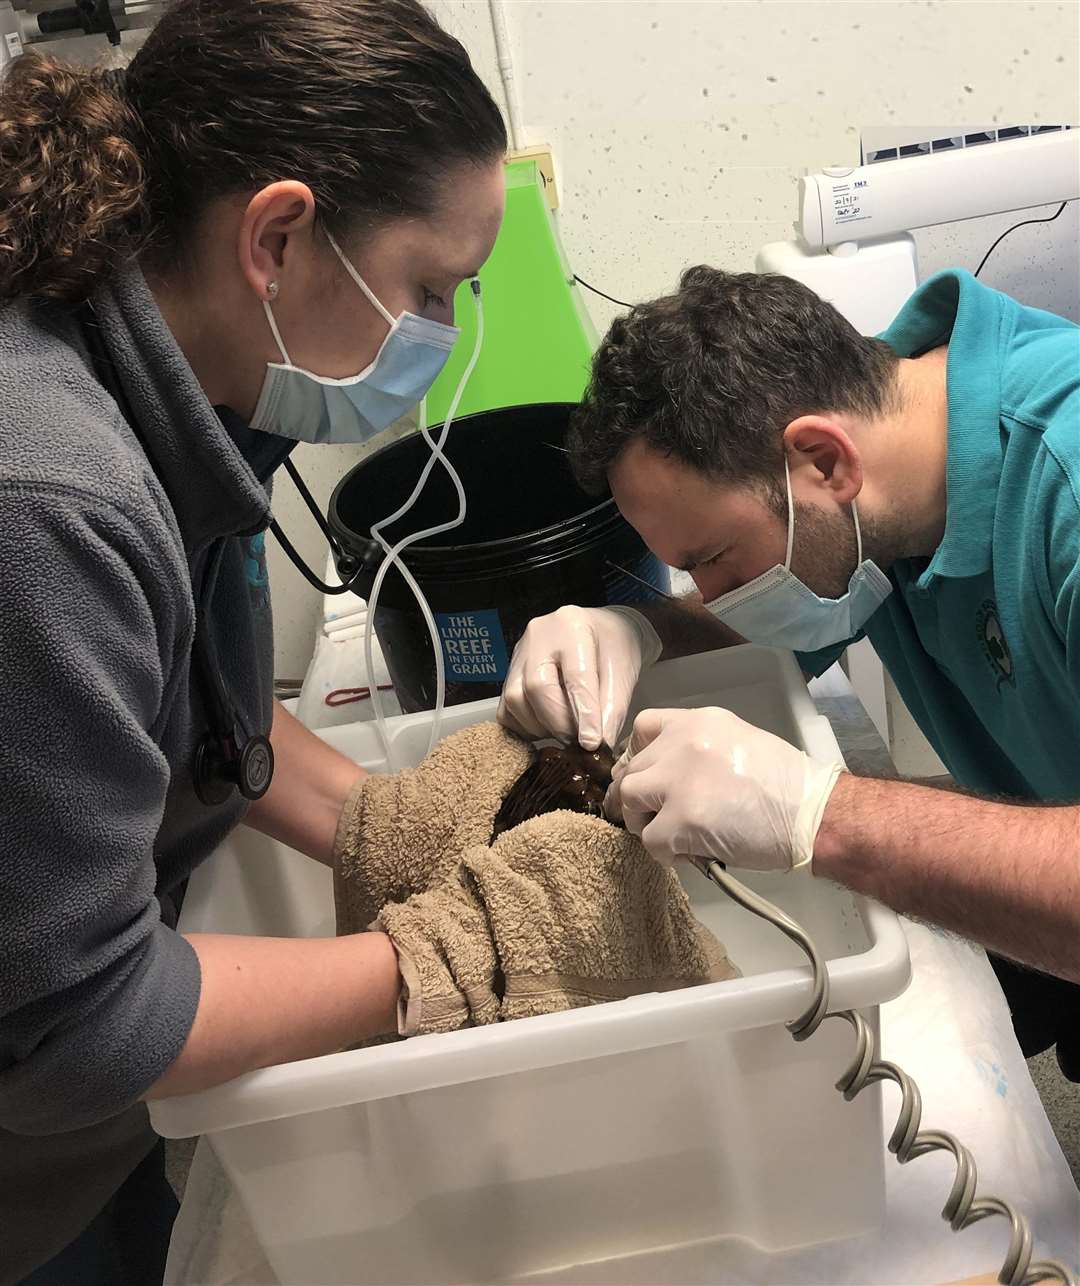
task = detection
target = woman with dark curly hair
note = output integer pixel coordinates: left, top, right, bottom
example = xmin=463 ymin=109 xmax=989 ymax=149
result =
xmin=0 ymin=4 xmax=505 ymax=1281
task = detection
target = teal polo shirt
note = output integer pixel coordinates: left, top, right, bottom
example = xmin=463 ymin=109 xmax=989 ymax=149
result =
xmin=798 ymin=269 xmax=1080 ymax=801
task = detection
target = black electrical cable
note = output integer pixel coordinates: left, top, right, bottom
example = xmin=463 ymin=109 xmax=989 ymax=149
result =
xmin=974 ymin=200 xmax=1070 ymax=279
xmin=573 ymin=275 xmax=633 ymax=309
xmin=578 ymin=200 xmax=1072 ymax=300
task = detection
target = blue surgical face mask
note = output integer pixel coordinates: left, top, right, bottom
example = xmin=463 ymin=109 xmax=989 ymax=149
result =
xmin=250 ymin=231 xmax=460 ymax=444
xmin=703 ymin=456 xmax=892 ymax=651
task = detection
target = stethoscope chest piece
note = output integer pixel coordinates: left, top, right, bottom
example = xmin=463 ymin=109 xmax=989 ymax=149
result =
xmin=194 ymin=732 xmax=275 ymax=807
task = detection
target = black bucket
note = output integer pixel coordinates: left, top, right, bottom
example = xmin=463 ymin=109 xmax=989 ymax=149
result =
xmin=328 ymin=403 xmax=670 ymax=714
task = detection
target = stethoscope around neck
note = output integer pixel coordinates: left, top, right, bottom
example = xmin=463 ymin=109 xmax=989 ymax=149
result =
xmin=187 ymin=537 xmax=276 ymax=806
xmin=81 ymin=304 xmax=280 ymax=808
xmin=267 ymin=456 xmax=374 ymax=597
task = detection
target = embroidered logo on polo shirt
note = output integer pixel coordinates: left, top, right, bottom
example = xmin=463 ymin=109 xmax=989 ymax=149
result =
xmin=976 ymin=599 xmax=1014 ymax=689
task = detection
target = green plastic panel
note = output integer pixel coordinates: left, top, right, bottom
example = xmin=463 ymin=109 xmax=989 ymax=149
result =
xmin=423 ymin=159 xmax=598 ymax=425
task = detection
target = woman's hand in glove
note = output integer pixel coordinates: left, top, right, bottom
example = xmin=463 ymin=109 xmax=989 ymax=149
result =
xmin=605 ymin=707 xmax=845 ymax=872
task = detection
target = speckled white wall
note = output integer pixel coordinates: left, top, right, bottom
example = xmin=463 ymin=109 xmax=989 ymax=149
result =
xmin=270 ymin=0 xmax=1079 ymax=679
xmin=498 ymin=0 xmax=1079 ymax=335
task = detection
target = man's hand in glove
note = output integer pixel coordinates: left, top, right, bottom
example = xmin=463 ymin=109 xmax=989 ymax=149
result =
xmin=606 ymin=707 xmax=845 ymax=872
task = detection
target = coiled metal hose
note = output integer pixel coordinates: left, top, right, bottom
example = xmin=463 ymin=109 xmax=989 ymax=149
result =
xmin=692 ymin=857 xmax=1077 ymax=1286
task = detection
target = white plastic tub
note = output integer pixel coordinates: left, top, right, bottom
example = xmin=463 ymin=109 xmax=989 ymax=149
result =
xmin=152 ymin=645 xmax=910 ymax=1286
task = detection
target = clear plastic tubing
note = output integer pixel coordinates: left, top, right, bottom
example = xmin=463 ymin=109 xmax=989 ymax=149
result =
xmin=363 ymin=280 xmax=485 ymax=769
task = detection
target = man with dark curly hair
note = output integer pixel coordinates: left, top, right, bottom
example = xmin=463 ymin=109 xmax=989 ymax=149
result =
xmin=497 ymin=264 xmax=1080 ymax=1079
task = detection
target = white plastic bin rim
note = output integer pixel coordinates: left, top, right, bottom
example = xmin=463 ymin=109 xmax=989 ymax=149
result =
xmin=150 ymin=646 xmax=910 ymax=1139
xmin=153 ymin=907 xmax=907 ymax=1138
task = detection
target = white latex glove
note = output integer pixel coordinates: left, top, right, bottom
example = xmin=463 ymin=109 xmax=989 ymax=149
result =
xmin=497 ymin=606 xmax=663 ymax=752
xmin=605 ymin=707 xmax=845 ymax=871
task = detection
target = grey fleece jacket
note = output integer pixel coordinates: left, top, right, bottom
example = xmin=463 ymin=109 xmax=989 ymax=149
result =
xmin=0 ymin=266 xmax=279 ymax=1280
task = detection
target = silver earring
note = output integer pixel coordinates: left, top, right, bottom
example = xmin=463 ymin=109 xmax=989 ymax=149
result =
xmin=266 ymin=281 xmax=279 ymax=300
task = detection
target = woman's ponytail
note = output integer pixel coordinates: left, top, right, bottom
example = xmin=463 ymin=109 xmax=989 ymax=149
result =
xmin=0 ymin=53 xmax=145 ymax=304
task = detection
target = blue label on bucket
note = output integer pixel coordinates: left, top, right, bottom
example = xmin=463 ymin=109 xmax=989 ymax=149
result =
xmin=435 ymin=609 xmax=509 ymax=683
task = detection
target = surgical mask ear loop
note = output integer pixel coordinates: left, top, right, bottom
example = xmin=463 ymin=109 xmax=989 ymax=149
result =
xmin=260 ymin=229 xmax=406 ymax=370
xmin=851 ymin=495 xmax=864 ymax=566
xmin=782 ymin=454 xmax=796 ymax=570
xmin=324 ymin=230 xmax=396 ymax=327
xmin=783 ymin=454 xmax=864 ymax=574
xmin=263 ymin=301 xmax=293 ymax=366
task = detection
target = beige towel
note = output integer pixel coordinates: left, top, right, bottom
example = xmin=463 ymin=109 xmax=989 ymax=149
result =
xmin=339 ymin=721 xmax=739 ymax=1037
xmin=334 ymin=720 xmax=532 ymax=935
xmin=373 ymin=810 xmax=739 ymax=1038
xmin=377 ymin=875 xmax=501 ymax=1036
xmin=463 ymin=812 xmax=739 ymax=1023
